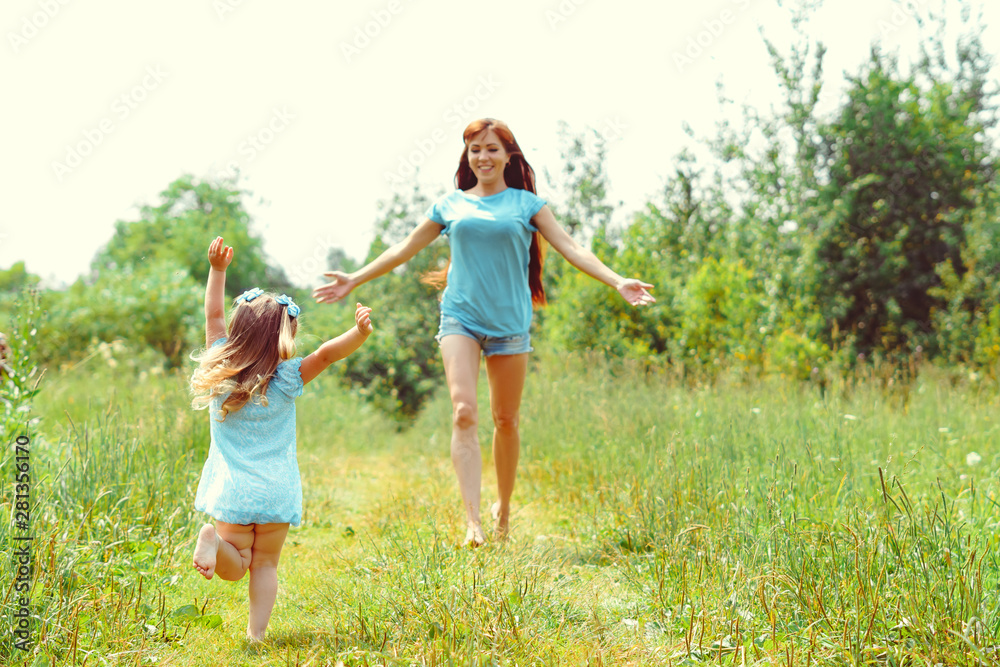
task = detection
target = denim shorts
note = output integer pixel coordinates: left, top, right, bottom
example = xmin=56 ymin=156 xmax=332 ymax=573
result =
xmin=435 ymin=314 xmax=533 ymax=356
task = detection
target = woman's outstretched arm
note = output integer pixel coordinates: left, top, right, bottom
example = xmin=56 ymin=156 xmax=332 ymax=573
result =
xmin=312 ymin=218 xmax=443 ymax=304
xmin=532 ymin=206 xmax=655 ymax=306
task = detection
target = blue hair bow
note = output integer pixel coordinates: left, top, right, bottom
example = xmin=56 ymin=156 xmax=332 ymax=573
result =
xmin=276 ymin=294 xmax=300 ymax=318
xmin=236 ymin=287 xmax=264 ymax=304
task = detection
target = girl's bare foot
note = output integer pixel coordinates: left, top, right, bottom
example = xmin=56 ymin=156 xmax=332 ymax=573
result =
xmin=491 ymin=501 xmax=509 ymax=541
xmin=463 ymin=522 xmax=487 ymax=547
xmin=193 ymin=523 xmax=219 ymax=579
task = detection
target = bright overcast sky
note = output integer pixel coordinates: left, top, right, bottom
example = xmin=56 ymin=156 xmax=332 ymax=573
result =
xmin=3 ymin=0 xmax=998 ymax=288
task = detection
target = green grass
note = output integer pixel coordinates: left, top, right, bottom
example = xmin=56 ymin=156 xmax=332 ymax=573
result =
xmin=2 ymin=348 xmax=999 ymax=665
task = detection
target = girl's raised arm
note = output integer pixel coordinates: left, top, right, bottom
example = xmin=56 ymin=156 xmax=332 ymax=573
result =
xmin=299 ymin=303 xmax=373 ymax=385
xmin=205 ymin=236 xmax=234 ymax=345
xmin=312 ymin=218 xmax=443 ymax=304
xmin=532 ymin=206 xmax=655 ymax=306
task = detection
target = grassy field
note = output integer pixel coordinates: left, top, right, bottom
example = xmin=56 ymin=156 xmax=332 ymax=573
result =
xmin=2 ymin=347 xmax=999 ymax=666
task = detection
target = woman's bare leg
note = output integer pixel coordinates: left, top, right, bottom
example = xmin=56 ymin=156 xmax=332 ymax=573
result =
xmin=485 ymin=352 xmax=529 ymax=539
xmin=440 ymin=334 xmax=485 ymax=545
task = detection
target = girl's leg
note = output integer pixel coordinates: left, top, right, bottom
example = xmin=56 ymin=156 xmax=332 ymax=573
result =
xmin=440 ymin=334 xmax=485 ymax=545
xmin=246 ymin=522 xmax=290 ymax=640
xmin=484 ymin=352 xmax=529 ymax=539
xmin=193 ymin=521 xmax=254 ymax=581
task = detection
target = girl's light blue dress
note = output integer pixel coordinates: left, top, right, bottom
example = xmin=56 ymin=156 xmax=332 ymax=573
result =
xmin=194 ymin=337 xmax=304 ymax=526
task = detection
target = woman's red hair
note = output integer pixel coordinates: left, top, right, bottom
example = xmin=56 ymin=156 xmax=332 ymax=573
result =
xmin=423 ymin=118 xmax=547 ymax=307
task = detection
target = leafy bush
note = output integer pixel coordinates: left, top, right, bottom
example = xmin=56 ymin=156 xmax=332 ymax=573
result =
xmin=929 ymin=182 xmax=1000 ymax=371
xmin=544 ymin=225 xmax=674 ymax=361
xmin=93 ymin=175 xmax=291 ymax=297
xmin=40 ymin=260 xmax=201 ymax=368
xmin=0 ymin=290 xmax=42 ymax=442
xmin=812 ymin=49 xmax=995 ymax=360
xmin=332 ymin=187 xmax=450 ymax=424
xmin=671 ymin=257 xmax=767 ymax=371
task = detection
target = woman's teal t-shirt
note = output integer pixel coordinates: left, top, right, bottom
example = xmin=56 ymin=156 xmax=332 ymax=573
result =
xmin=425 ymin=188 xmax=547 ymax=337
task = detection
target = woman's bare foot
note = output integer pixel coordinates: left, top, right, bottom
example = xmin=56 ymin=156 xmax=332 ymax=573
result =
xmin=491 ymin=501 xmax=509 ymax=541
xmin=193 ymin=524 xmax=219 ymax=579
xmin=463 ymin=522 xmax=487 ymax=547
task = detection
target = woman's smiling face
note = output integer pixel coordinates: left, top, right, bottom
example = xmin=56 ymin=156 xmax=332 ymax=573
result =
xmin=467 ymin=129 xmax=509 ymax=186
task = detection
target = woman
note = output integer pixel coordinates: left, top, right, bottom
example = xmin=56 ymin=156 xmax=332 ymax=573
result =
xmin=313 ymin=118 xmax=654 ymax=545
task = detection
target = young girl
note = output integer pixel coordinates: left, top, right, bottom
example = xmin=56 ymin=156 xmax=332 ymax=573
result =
xmin=190 ymin=236 xmax=373 ymax=641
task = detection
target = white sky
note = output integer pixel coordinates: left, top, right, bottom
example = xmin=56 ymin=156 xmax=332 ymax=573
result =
xmin=3 ymin=0 xmax=998 ymax=288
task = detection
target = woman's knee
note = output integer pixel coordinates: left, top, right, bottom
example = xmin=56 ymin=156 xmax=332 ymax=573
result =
xmin=492 ymin=410 xmax=519 ymax=434
xmin=452 ymin=401 xmax=478 ymax=430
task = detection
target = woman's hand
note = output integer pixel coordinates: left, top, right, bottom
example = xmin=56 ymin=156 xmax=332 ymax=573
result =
xmin=617 ymin=279 xmax=656 ymax=306
xmin=208 ymin=236 xmax=234 ymax=271
xmin=355 ymin=302 xmax=373 ymax=335
xmin=313 ymin=271 xmax=355 ymax=304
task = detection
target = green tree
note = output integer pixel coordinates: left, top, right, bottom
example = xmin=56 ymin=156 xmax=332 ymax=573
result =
xmin=812 ymin=48 xmax=995 ymax=358
xmin=93 ymin=174 xmax=290 ymax=298
xmin=542 ymin=158 xmax=703 ymax=360
xmin=930 ymin=179 xmax=1000 ymax=368
xmin=0 ymin=262 xmax=42 ymax=326
xmin=539 ymin=124 xmax=636 ymax=349
xmin=40 ymin=261 xmax=201 ymax=367
xmin=703 ymin=16 xmax=831 ymax=377
xmin=544 ymin=121 xmax=617 ymax=242
xmin=326 ymin=247 xmax=358 ymax=274
xmin=0 ymin=262 xmax=40 ymax=293
xmin=38 ymin=175 xmax=284 ymax=367
xmin=335 ymin=185 xmax=450 ymax=423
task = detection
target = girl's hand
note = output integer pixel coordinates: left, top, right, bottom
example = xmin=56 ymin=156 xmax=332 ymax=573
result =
xmin=355 ymin=303 xmax=373 ymax=335
xmin=313 ymin=271 xmax=355 ymax=304
xmin=617 ymin=279 xmax=656 ymax=306
xmin=208 ymin=237 xmax=234 ymax=271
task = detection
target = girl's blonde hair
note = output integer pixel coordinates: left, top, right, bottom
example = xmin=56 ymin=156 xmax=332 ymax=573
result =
xmin=190 ymin=293 xmax=298 ymax=420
